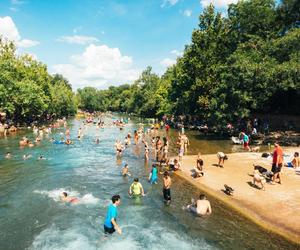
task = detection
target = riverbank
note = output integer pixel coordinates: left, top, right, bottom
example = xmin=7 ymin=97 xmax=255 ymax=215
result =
xmin=176 ymin=148 xmax=300 ymax=245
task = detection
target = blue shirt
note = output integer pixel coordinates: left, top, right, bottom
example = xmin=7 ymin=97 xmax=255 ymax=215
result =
xmin=243 ymin=134 xmax=249 ymax=143
xmin=151 ymin=167 xmax=158 ymax=180
xmin=104 ymin=204 xmax=118 ymax=228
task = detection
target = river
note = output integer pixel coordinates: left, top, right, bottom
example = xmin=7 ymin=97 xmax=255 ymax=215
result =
xmin=0 ymin=116 xmax=297 ymax=250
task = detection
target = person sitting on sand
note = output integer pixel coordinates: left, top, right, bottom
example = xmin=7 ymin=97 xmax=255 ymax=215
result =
xmin=253 ymin=169 xmax=266 ymax=190
xmin=193 ymin=153 xmax=204 ymax=178
xmin=60 ymin=192 xmax=79 ymax=204
xmin=186 ymin=194 xmax=212 ymax=216
xmin=129 ymin=178 xmax=145 ymax=197
xmin=286 ymin=152 xmax=299 ymax=169
xmin=122 ymin=164 xmax=131 ymax=176
xmin=170 ymin=159 xmax=181 ymax=171
xmin=217 ymin=152 xmax=228 ymax=168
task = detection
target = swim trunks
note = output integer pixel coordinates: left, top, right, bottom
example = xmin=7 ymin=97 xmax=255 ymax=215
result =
xmin=271 ymin=163 xmax=282 ymax=174
xmin=163 ymin=188 xmax=171 ymax=201
xmin=104 ymin=225 xmax=115 ymax=234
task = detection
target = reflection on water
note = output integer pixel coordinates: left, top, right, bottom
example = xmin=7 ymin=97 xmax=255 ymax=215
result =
xmin=0 ymin=117 xmax=297 ymax=250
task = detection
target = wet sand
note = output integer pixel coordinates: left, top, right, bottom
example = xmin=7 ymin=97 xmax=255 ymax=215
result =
xmin=176 ymin=147 xmax=300 ymax=244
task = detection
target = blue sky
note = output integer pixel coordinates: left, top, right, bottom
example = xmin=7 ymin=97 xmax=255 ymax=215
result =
xmin=0 ymin=0 xmax=235 ymax=89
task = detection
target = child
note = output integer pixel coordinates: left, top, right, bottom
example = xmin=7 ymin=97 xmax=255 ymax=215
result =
xmin=149 ymin=164 xmax=158 ymax=184
xmin=217 ymin=152 xmax=228 ymax=168
xmin=122 ymin=164 xmax=131 ymax=176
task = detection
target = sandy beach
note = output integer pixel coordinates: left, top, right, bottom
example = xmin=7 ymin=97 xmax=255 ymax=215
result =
xmin=176 ymin=147 xmax=300 ymax=244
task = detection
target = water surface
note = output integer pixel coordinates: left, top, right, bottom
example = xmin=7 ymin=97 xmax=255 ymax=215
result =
xmin=0 ymin=117 xmax=297 ymax=249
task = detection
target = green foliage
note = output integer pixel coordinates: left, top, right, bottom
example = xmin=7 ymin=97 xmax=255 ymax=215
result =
xmin=0 ymin=37 xmax=77 ymax=123
xmin=77 ymin=1 xmax=299 ymax=122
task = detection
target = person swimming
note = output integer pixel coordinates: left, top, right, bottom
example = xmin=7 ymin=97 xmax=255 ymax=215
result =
xmin=23 ymin=154 xmax=32 ymax=160
xmin=38 ymin=155 xmax=46 ymax=160
xmin=5 ymin=152 xmax=12 ymax=159
xmin=60 ymin=192 xmax=79 ymax=204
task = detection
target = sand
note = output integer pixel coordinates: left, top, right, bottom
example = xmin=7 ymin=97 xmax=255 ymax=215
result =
xmin=175 ymin=147 xmax=300 ymax=244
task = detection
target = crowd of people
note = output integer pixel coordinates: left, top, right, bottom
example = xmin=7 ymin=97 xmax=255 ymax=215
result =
xmin=4 ymin=113 xmax=299 ymax=237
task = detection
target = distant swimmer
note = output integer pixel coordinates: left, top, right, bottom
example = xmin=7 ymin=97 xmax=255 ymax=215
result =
xmin=122 ymin=164 xmax=131 ymax=176
xmin=148 ymin=164 xmax=158 ymax=184
xmin=104 ymin=195 xmax=122 ymax=235
xmin=60 ymin=192 xmax=79 ymax=204
xmin=78 ymin=127 xmax=82 ymax=139
xmin=38 ymin=155 xmax=46 ymax=160
xmin=65 ymin=139 xmax=73 ymax=145
xmin=23 ymin=154 xmax=32 ymax=160
xmin=129 ymin=178 xmax=145 ymax=197
xmin=186 ymin=194 xmax=212 ymax=216
xmin=5 ymin=152 xmax=12 ymax=159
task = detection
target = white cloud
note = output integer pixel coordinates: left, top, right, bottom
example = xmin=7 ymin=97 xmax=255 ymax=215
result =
xmin=17 ymin=39 xmax=39 ymax=48
xmin=170 ymin=49 xmax=183 ymax=57
xmin=183 ymin=9 xmax=192 ymax=17
xmin=11 ymin=0 xmax=25 ymax=5
xmin=160 ymin=58 xmax=176 ymax=67
xmin=161 ymin=0 xmax=178 ymax=8
xmin=56 ymin=35 xmax=99 ymax=45
xmin=200 ymin=0 xmax=237 ymax=8
xmin=0 ymin=16 xmax=39 ymax=48
xmin=52 ymin=44 xmax=139 ymax=89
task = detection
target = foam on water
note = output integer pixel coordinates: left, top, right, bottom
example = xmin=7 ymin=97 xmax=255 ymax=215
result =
xmin=34 ymin=189 xmax=99 ymax=205
xmin=30 ymin=225 xmax=97 ymax=250
xmin=30 ymin=223 xmax=212 ymax=250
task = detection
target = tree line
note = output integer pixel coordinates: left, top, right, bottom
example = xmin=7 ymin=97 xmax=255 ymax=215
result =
xmin=0 ymin=0 xmax=299 ymax=126
xmin=77 ymin=0 xmax=300 ymax=125
xmin=0 ymin=39 xmax=77 ymax=124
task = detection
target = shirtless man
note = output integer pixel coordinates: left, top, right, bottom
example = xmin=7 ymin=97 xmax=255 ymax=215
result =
xmin=187 ymin=194 xmax=212 ymax=216
xmin=115 ymin=140 xmax=124 ymax=156
xmin=60 ymin=192 xmax=79 ymax=204
xmin=163 ymin=171 xmax=171 ymax=204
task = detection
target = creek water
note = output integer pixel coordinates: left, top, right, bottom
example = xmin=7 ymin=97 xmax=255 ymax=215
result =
xmin=0 ymin=116 xmax=297 ymax=250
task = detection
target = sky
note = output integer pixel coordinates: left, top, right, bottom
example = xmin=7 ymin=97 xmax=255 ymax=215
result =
xmin=0 ymin=0 xmax=237 ymax=89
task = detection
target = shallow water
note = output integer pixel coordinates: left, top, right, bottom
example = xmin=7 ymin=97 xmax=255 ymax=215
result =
xmin=0 ymin=117 xmax=297 ymax=250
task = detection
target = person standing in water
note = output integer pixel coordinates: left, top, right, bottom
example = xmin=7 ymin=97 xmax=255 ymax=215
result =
xmin=144 ymin=141 xmax=149 ymax=160
xmin=163 ymin=171 xmax=171 ymax=204
xmin=104 ymin=195 xmax=122 ymax=235
xmin=129 ymin=178 xmax=145 ymax=196
xmin=149 ymin=164 xmax=158 ymax=184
